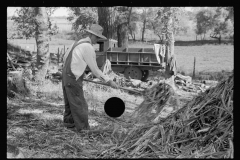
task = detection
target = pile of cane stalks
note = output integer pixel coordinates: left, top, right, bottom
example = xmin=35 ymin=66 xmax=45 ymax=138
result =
xmin=131 ymin=82 xmax=176 ymax=124
xmin=95 ymin=73 xmax=233 ymax=158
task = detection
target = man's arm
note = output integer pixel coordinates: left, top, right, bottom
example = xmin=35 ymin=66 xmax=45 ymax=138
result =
xmin=81 ymin=44 xmax=111 ymax=83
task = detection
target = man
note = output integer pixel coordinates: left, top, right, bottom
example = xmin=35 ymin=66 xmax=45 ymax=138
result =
xmin=62 ymin=24 xmax=119 ymax=132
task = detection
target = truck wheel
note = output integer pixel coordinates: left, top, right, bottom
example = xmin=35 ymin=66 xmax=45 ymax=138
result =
xmin=141 ymin=70 xmax=149 ymax=82
xmin=124 ymin=67 xmax=142 ymax=80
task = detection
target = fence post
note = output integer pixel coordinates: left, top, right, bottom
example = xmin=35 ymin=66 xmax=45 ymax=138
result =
xmin=193 ymin=57 xmax=196 ymax=79
xmin=57 ymin=48 xmax=60 ymax=66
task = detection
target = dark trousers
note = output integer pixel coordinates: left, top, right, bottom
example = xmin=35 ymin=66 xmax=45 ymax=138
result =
xmin=62 ymin=75 xmax=90 ymax=131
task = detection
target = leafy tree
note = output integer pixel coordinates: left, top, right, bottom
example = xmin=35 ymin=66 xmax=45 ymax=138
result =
xmin=67 ymin=7 xmax=98 ymax=32
xmin=10 ymin=7 xmax=58 ymax=82
xmin=114 ymin=6 xmax=132 ymax=47
xmin=68 ymin=7 xmax=133 ymax=47
xmin=150 ymin=7 xmax=185 ymax=41
xmin=195 ymin=8 xmax=216 ymax=40
xmin=11 ymin=7 xmax=58 ymax=40
xmin=210 ymin=7 xmax=234 ymax=43
xmin=194 ymin=7 xmax=234 ymax=43
xmin=11 ymin=7 xmax=36 ymax=39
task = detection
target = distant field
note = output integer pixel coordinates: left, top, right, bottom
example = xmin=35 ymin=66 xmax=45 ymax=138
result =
xmin=8 ymin=38 xmax=233 ymax=74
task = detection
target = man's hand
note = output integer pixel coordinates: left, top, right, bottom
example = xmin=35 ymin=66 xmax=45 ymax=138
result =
xmin=108 ymin=80 xmax=119 ymax=89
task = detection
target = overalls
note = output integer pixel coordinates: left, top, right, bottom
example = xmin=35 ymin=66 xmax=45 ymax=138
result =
xmin=62 ymin=41 xmax=90 ymax=131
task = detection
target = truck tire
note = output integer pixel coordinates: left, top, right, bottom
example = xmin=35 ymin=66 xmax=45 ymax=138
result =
xmin=124 ymin=67 xmax=142 ymax=80
xmin=141 ymin=70 xmax=149 ymax=82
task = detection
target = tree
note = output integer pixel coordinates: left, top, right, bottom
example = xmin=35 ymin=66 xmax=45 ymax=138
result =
xmin=10 ymin=7 xmax=58 ymax=83
xmin=210 ymin=7 xmax=234 ymax=44
xmin=195 ymin=8 xmax=216 ymax=40
xmin=98 ymin=7 xmax=117 ymax=39
xmin=115 ymin=6 xmax=133 ymax=47
xmin=194 ymin=7 xmax=234 ymax=43
xmin=34 ymin=7 xmax=50 ymax=83
xmin=154 ymin=7 xmax=183 ymax=90
xmin=150 ymin=7 xmax=185 ymax=41
xmin=138 ymin=7 xmax=156 ymax=42
xmin=11 ymin=7 xmax=36 ymax=39
xmin=67 ymin=7 xmax=98 ymax=32
xmin=11 ymin=7 xmax=58 ymax=40
xmin=128 ymin=8 xmax=140 ymax=41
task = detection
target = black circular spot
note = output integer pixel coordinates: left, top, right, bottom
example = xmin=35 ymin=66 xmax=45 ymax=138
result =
xmin=104 ymin=97 xmax=125 ymax=118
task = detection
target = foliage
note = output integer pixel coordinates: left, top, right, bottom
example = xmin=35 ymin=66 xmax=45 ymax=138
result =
xmin=194 ymin=7 xmax=234 ymax=40
xmin=211 ymin=7 xmax=234 ymax=38
xmin=149 ymin=7 xmax=186 ymax=40
xmin=11 ymin=7 xmax=36 ymax=39
xmin=11 ymin=7 xmax=59 ymax=39
xmin=67 ymin=7 xmax=98 ymax=32
xmin=195 ymin=8 xmax=216 ymax=37
xmin=114 ymin=6 xmax=132 ymax=25
xmin=49 ymin=23 xmax=59 ymax=36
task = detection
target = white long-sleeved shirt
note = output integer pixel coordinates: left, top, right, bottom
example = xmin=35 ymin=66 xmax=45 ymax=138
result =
xmin=63 ymin=37 xmax=110 ymax=82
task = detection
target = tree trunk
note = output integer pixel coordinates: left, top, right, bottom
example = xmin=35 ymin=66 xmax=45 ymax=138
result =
xmin=218 ymin=34 xmax=221 ymax=44
xmin=163 ymin=7 xmax=177 ymax=91
xmin=129 ymin=28 xmax=134 ymax=40
xmin=117 ymin=23 xmax=128 ymax=48
xmin=133 ymin=33 xmax=135 ymax=41
xmin=98 ymin=7 xmax=110 ymax=39
xmin=196 ymin=35 xmax=198 ymax=41
xmin=141 ymin=19 xmax=146 ymax=42
xmin=157 ymin=35 xmax=163 ymax=42
xmin=34 ymin=7 xmax=50 ymax=83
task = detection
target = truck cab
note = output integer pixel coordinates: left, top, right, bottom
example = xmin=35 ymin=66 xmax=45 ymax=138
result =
xmin=95 ymin=39 xmax=118 ymax=68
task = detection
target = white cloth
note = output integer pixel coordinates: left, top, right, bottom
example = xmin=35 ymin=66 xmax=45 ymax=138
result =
xmin=160 ymin=45 xmax=165 ymax=57
xmin=63 ymin=37 xmax=110 ymax=82
xmin=153 ymin=44 xmax=161 ymax=64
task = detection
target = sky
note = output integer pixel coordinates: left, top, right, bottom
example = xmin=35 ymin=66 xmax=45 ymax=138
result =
xmin=7 ymin=7 xmax=193 ymax=17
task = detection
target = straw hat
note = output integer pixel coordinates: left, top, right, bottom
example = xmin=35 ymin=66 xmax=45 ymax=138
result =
xmin=85 ymin=24 xmax=107 ymax=40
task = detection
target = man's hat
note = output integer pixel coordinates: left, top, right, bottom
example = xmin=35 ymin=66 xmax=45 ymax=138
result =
xmin=85 ymin=24 xmax=107 ymax=40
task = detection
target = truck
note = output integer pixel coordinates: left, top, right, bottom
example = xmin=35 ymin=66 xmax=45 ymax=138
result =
xmin=91 ymin=39 xmax=164 ymax=81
